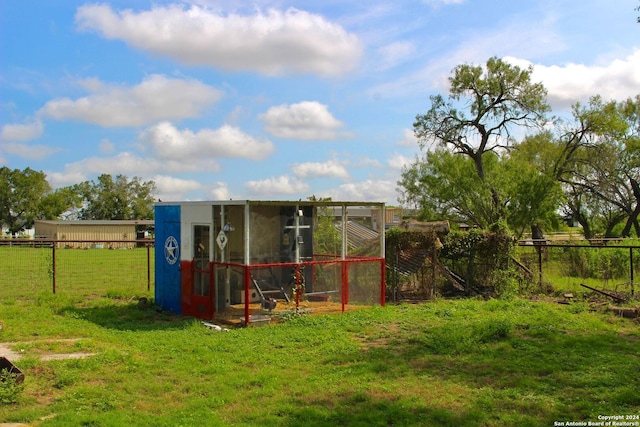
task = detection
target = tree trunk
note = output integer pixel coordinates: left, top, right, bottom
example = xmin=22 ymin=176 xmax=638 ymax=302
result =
xmin=531 ymin=224 xmax=545 ymax=240
xmin=572 ymin=210 xmax=593 ymax=240
xmin=621 ymin=178 xmax=640 ymax=237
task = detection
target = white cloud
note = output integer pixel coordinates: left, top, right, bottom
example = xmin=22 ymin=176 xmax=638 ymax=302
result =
xmin=292 ymin=159 xmax=349 ymax=179
xmin=260 ymin=101 xmax=345 ymax=140
xmin=369 ymin=13 xmax=565 ymax=98
xmin=153 ymin=175 xmax=203 ymax=201
xmin=139 ymin=122 xmax=274 ymax=162
xmin=245 ymin=175 xmax=309 ymax=195
xmin=39 ymin=75 xmax=222 ymax=127
xmin=75 ymin=4 xmax=362 ymax=77
xmin=63 ymin=152 xmax=168 ymax=176
xmin=44 ymin=120 xmax=275 ymax=196
xmin=397 ymin=128 xmax=418 ymax=147
xmin=506 ymin=50 xmax=640 ymax=109
xmin=353 ymin=156 xmax=383 ymax=168
xmin=323 ymin=179 xmax=398 ymax=204
xmin=46 ymin=170 xmax=88 ymax=188
xmin=388 ymin=153 xmax=412 ymax=170
xmin=207 ymin=182 xmax=232 ymax=201
xmin=2 ymin=142 xmax=60 ymax=161
xmin=0 ymin=119 xmax=43 ymax=141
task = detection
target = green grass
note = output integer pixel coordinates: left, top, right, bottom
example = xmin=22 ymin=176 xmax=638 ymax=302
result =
xmin=0 ymin=246 xmax=153 ymax=299
xmin=1 ymin=290 xmax=638 ymax=426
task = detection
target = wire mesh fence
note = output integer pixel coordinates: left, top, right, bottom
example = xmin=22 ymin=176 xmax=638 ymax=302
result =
xmin=387 ymin=239 xmax=639 ymax=301
xmin=516 ymin=242 xmax=638 ymax=298
xmin=0 ymin=240 xmax=154 ymax=300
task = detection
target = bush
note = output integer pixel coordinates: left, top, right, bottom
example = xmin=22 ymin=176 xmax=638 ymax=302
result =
xmin=0 ymin=368 xmax=24 ymax=404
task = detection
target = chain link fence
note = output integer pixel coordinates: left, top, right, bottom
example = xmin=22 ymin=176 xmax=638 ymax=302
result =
xmin=0 ymin=239 xmax=154 ymax=300
xmin=517 ymin=241 xmax=638 ymax=299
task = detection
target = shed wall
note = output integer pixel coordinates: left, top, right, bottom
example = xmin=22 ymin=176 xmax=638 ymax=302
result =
xmin=57 ymin=224 xmax=136 ymax=248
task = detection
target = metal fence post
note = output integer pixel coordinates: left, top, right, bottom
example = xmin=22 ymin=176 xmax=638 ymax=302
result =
xmin=52 ymin=243 xmax=56 ymax=294
xmin=147 ymin=243 xmax=151 ymax=291
xmin=630 ymin=247 xmax=635 ymax=296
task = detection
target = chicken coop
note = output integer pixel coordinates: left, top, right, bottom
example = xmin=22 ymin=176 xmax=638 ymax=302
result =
xmin=154 ymin=200 xmax=386 ymax=325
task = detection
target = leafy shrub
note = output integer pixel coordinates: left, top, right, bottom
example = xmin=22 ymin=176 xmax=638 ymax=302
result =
xmin=0 ymin=368 xmax=24 ymax=404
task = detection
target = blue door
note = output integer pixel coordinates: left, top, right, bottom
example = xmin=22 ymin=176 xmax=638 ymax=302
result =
xmin=155 ymin=205 xmax=181 ymax=314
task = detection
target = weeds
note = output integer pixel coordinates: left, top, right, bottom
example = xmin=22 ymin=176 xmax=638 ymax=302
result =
xmin=0 ymin=368 xmax=24 ymax=404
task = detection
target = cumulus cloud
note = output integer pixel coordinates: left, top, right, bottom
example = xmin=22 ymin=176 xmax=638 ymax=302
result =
xmin=506 ymin=50 xmax=640 ymax=109
xmin=292 ymin=159 xmax=349 ymax=179
xmin=260 ymin=101 xmax=345 ymax=140
xmin=396 ymin=128 xmax=418 ymax=147
xmin=388 ymin=153 xmax=412 ymax=170
xmin=0 ymin=119 xmax=43 ymax=141
xmin=153 ymin=175 xmax=203 ymax=201
xmin=46 ymin=170 xmax=88 ymax=188
xmin=245 ymin=175 xmax=309 ymax=195
xmin=2 ymin=142 xmax=61 ymax=161
xmin=324 ymin=179 xmax=398 ymax=204
xmin=63 ymin=152 xmax=168 ymax=177
xmin=139 ymin=122 xmax=274 ymax=162
xmin=75 ymin=4 xmax=362 ymax=77
xmin=39 ymin=75 xmax=221 ymax=127
xmin=207 ymin=182 xmax=232 ymax=201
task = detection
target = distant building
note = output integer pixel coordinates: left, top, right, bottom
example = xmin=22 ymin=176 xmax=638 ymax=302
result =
xmin=33 ymin=220 xmax=154 ymax=248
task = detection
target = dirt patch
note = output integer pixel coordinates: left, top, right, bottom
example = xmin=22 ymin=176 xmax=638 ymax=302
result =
xmin=213 ymin=300 xmax=368 ymax=326
xmin=0 ymin=338 xmax=95 ymax=362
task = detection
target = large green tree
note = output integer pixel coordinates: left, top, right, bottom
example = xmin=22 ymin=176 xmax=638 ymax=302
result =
xmin=398 ymin=149 xmax=497 ymax=226
xmin=549 ymin=96 xmax=639 ymax=238
xmin=0 ymin=167 xmax=50 ymax=236
xmin=412 ymin=57 xmax=550 ymax=230
xmin=38 ymin=186 xmax=84 ymax=221
xmin=398 ymin=146 xmax=564 ymax=238
xmin=78 ymin=174 xmax=156 ymax=220
xmin=410 ymin=57 xmax=549 ymax=234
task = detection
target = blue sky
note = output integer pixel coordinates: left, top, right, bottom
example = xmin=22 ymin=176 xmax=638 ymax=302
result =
xmin=1 ymin=0 xmax=639 ymax=205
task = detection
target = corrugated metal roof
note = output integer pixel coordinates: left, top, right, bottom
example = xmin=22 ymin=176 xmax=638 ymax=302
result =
xmin=336 ymin=221 xmax=379 ymax=249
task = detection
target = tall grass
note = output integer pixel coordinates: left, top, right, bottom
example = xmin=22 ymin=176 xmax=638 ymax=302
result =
xmin=516 ymin=243 xmax=639 ymax=297
xmin=1 ymin=289 xmax=638 ymax=426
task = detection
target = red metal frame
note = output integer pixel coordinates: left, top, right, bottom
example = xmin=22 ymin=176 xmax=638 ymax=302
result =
xmin=210 ymin=256 xmax=385 ymax=325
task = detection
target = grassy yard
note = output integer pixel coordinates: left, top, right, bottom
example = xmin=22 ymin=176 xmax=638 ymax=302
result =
xmin=1 ymin=281 xmax=639 ymax=426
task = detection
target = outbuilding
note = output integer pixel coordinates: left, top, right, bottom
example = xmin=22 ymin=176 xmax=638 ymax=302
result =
xmin=33 ymin=220 xmax=154 ymax=248
xmin=154 ymin=200 xmax=386 ymax=324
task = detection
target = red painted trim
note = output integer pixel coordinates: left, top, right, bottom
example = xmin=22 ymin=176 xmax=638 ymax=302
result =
xmin=244 ymin=265 xmax=251 ymax=325
xmin=180 ymin=260 xmax=194 ymax=316
xmin=209 ymin=261 xmax=216 ymax=318
xmin=341 ymin=260 xmax=349 ymax=311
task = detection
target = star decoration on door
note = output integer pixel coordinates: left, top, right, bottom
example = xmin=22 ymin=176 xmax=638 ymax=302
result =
xmin=164 ymin=236 xmax=179 ymax=265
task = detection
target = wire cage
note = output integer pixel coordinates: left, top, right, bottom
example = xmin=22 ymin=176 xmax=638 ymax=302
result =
xmin=155 ymin=200 xmax=386 ymax=325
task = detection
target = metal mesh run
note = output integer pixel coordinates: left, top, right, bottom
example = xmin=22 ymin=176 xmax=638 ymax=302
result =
xmin=211 ymin=257 xmax=385 ymax=326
